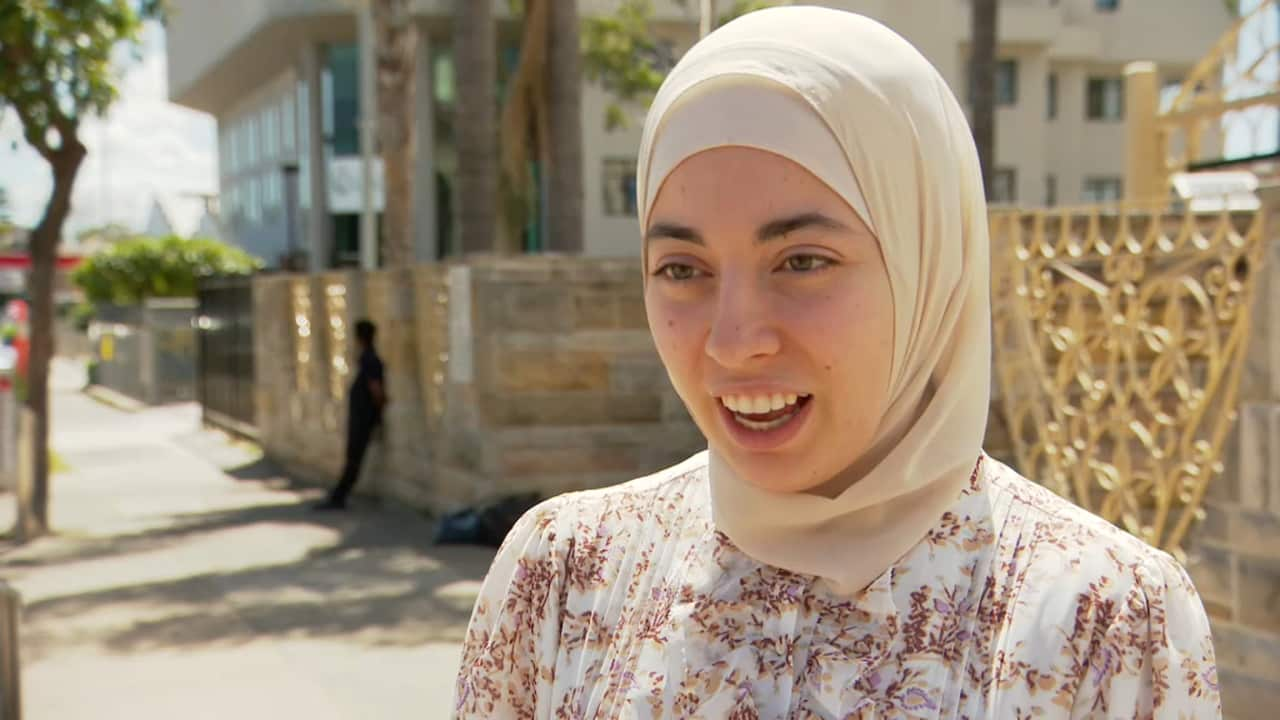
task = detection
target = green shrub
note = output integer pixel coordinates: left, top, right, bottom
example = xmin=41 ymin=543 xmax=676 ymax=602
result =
xmin=72 ymin=235 xmax=263 ymax=305
xmin=70 ymin=302 xmax=96 ymax=333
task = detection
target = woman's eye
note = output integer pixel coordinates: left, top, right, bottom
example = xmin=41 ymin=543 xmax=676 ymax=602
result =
xmin=656 ymin=263 xmax=703 ymax=281
xmin=781 ymin=254 xmax=833 ymax=273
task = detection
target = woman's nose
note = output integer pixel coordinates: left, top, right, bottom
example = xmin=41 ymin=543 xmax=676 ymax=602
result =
xmin=704 ymin=276 xmax=782 ymax=369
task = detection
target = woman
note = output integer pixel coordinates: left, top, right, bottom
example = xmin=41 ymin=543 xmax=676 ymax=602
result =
xmin=454 ymin=7 xmax=1219 ymax=718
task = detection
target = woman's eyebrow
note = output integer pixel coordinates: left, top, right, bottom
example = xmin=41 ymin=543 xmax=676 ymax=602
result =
xmin=644 ymin=222 xmax=704 ymax=245
xmin=756 ymin=212 xmax=848 ymax=243
xmin=643 ymin=212 xmax=848 ymax=247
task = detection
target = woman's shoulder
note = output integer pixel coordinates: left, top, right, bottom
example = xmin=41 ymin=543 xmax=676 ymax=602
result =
xmin=983 ymin=455 xmax=1185 ymax=576
xmin=975 ymin=456 xmax=1219 ymax=714
xmin=979 ymin=455 xmax=1208 ymax=637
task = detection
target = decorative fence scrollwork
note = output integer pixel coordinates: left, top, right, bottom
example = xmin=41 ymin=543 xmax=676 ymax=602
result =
xmin=992 ymin=205 xmax=1267 ymax=560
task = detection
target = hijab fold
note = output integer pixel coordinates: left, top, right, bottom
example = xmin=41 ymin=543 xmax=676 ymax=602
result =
xmin=636 ymin=7 xmax=992 ymax=595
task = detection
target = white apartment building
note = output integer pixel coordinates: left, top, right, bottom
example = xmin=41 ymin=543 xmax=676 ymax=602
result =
xmin=165 ymin=0 xmax=1233 ymax=267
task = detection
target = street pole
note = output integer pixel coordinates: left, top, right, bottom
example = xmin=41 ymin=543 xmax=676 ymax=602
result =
xmin=699 ymin=0 xmax=715 ymax=37
xmin=358 ymin=0 xmax=378 ymax=270
xmin=0 ymin=580 xmax=20 ymax=720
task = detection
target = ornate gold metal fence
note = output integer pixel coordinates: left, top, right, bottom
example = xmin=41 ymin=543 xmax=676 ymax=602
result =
xmin=992 ymin=205 xmax=1267 ymax=560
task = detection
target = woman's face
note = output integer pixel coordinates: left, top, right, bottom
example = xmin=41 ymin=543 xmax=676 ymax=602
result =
xmin=644 ymin=146 xmax=895 ymax=495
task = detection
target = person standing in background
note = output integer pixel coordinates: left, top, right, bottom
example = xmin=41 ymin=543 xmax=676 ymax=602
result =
xmin=315 ymin=318 xmax=385 ymax=510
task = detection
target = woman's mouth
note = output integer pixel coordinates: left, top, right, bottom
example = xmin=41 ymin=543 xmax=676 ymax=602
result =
xmin=715 ymin=392 xmax=814 ymax=451
xmin=719 ymin=393 xmax=811 ymax=429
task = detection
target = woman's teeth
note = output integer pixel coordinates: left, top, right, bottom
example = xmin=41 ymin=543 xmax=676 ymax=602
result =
xmin=720 ymin=393 xmax=803 ymax=414
xmin=719 ymin=393 xmax=810 ymax=432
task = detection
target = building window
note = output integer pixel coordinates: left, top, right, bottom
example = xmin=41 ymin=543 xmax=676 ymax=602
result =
xmin=1095 ymin=0 xmax=1119 ymax=10
xmin=1083 ymin=176 xmax=1123 ymax=202
xmin=1047 ymin=72 xmax=1058 ymax=120
xmin=263 ymin=106 xmax=279 ymax=160
xmin=991 ymin=167 xmax=1018 ymax=204
xmin=281 ymin=92 xmax=296 ymax=154
xmin=1087 ymin=76 xmax=1124 ymax=120
xmin=326 ymin=43 xmax=360 ymax=154
xmin=228 ymin=125 xmax=240 ymax=174
xmin=219 ymin=133 xmax=230 ymax=176
xmin=996 ymin=60 xmax=1018 ymax=105
xmin=262 ymin=173 xmax=280 ymax=215
xmin=225 ymin=184 xmax=239 ymax=223
xmin=1045 ymin=174 xmax=1057 ymax=207
xmin=603 ymin=157 xmax=638 ymax=216
xmin=967 ymin=59 xmax=1019 ymax=106
xmin=247 ymin=116 xmax=260 ymax=167
xmin=247 ymin=176 xmax=262 ymax=223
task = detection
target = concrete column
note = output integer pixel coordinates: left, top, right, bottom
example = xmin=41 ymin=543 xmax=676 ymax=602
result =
xmin=413 ymin=29 xmax=439 ymax=262
xmin=302 ymin=43 xmax=332 ymax=271
xmin=1124 ymin=61 xmax=1161 ymax=204
xmin=358 ymin=1 xmax=379 ymax=270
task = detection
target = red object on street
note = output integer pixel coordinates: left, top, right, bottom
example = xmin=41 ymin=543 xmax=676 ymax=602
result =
xmin=13 ymin=337 xmax=28 ymax=379
xmin=5 ymin=299 xmax=27 ymax=323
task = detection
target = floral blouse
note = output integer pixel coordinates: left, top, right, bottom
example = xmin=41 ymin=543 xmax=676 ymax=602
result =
xmin=453 ymin=453 xmax=1220 ymax=718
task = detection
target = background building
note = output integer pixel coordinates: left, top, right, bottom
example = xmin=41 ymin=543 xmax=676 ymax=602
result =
xmin=164 ymin=0 xmax=1233 ymax=266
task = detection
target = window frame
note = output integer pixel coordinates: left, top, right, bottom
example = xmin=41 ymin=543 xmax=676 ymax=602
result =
xmin=1086 ymin=76 xmax=1125 ymax=121
xmin=602 ymin=157 xmax=638 ymax=218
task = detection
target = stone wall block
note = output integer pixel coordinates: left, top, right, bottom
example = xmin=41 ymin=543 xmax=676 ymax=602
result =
xmin=1237 ymin=553 xmax=1280 ymax=636
xmin=496 ymin=350 xmax=611 ymax=392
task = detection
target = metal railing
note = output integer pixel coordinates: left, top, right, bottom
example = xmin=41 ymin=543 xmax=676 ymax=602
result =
xmin=196 ymin=276 xmax=257 ymax=438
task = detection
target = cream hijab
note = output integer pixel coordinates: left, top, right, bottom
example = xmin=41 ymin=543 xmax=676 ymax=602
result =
xmin=636 ymin=7 xmax=992 ymax=595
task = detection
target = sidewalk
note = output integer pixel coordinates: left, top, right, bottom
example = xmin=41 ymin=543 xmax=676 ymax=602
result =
xmin=0 ymin=359 xmax=497 ymax=719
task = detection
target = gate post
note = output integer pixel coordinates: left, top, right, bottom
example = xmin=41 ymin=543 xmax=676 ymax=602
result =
xmin=0 ymin=581 xmax=21 ymax=720
xmin=1124 ymin=61 xmax=1162 ymax=204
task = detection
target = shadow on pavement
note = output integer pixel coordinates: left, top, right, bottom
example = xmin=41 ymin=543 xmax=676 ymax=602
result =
xmin=6 ymin=488 xmax=496 ymax=662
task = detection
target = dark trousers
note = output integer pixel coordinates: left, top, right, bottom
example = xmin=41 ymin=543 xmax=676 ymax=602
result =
xmin=329 ymin=415 xmax=379 ymax=504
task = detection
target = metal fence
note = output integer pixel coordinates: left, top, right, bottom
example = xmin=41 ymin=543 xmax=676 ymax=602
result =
xmin=91 ymin=300 xmax=198 ymax=405
xmin=196 ymin=276 xmax=256 ymax=438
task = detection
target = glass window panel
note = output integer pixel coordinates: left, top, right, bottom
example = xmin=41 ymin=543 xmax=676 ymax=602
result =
xmin=602 ymin=158 xmax=638 ymax=217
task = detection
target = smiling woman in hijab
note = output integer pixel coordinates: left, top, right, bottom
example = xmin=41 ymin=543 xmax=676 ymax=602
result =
xmin=453 ymin=7 xmax=1219 ymax=718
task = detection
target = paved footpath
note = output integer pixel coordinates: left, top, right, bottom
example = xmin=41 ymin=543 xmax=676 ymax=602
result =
xmin=0 ymin=359 xmax=496 ymax=720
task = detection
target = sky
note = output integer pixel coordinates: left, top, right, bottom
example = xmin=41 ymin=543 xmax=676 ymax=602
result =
xmin=1223 ymin=0 xmax=1279 ymax=161
xmin=0 ymin=21 xmax=218 ymax=240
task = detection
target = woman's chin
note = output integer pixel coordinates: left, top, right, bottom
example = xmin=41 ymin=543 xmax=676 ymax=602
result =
xmin=713 ymin=444 xmax=828 ymax=495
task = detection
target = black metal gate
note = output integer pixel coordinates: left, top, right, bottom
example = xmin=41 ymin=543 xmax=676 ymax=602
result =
xmin=196 ymin=276 xmax=256 ymax=437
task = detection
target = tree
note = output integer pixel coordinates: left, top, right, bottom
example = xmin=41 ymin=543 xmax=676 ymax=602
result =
xmin=0 ymin=184 xmax=11 ymax=224
xmin=454 ymin=0 xmax=498 ymax=256
xmin=546 ymin=0 xmax=584 ymax=253
xmin=970 ymin=0 xmax=999 ymax=200
xmin=499 ymin=0 xmax=549 ymax=254
xmin=581 ymin=0 xmax=776 ymax=131
xmin=72 ymin=235 xmax=262 ymax=305
xmin=0 ymin=0 xmax=164 ymax=538
xmin=371 ymin=0 xmax=417 ymax=266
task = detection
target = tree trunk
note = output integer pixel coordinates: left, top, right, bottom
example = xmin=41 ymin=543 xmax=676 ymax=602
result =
xmin=545 ymin=0 xmax=583 ymax=253
xmin=23 ymin=137 xmax=86 ymax=539
xmin=970 ymin=0 xmax=999 ymax=200
xmin=455 ymin=0 xmax=497 ymax=256
xmin=372 ymin=0 xmax=418 ymax=267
